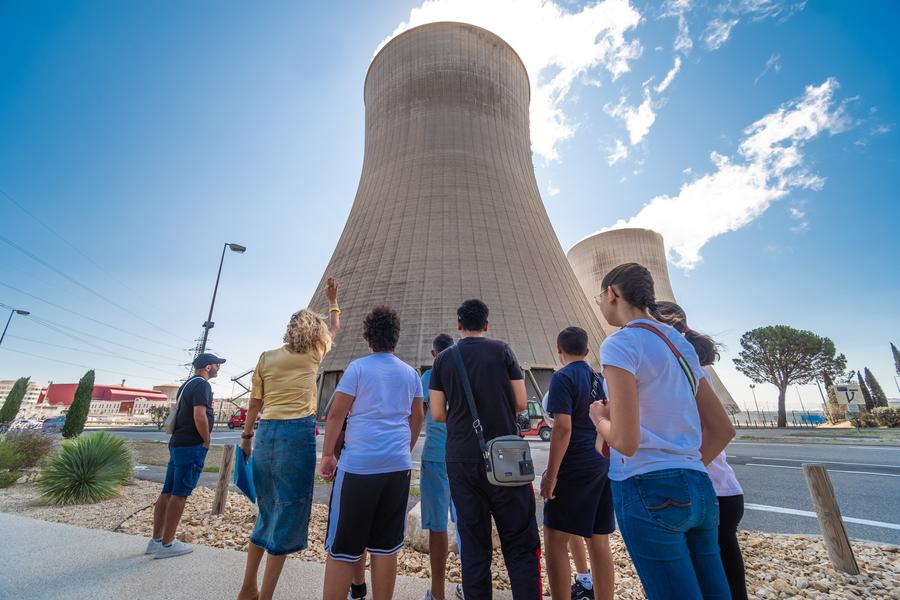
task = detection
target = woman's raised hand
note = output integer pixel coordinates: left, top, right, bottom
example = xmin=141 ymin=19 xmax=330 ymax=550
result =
xmin=325 ymin=276 xmax=339 ymax=304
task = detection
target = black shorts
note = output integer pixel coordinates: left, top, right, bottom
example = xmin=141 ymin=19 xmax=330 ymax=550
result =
xmin=325 ymin=469 xmax=411 ymax=562
xmin=543 ymin=469 xmax=615 ymax=538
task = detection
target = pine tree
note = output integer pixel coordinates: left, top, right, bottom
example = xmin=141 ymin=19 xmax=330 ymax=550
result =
xmin=857 ymin=371 xmax=875 ymax=411
xmin=892 ymin=342 xmax=900 ymax=376
xmin=63 ymin=370 xmax=95 ymax=438
xmin=0 ymin=376 xmax=30 ymax=424
xmin=864 ymin=367 xmax=889 ymax=408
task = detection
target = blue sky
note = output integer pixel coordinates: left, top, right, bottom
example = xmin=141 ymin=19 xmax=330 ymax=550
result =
xmin=1 ymin=0 xmax=898 ymax=412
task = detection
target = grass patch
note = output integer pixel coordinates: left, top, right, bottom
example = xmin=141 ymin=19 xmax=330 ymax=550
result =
xmin=409 ymin=485 xmax=420 ymax=497
xmin=0 ymin=471 xmax=20 ymax=488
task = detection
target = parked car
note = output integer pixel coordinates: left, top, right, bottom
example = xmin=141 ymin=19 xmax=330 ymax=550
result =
xmin=41 ymin=415 xmax=66 ymax=434
xmin=518 ymin=399 xmax=552 ymax=442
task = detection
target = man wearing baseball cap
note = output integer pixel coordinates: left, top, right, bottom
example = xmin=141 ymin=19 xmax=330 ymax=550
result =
xmin=147 ymin=352 xmax=226 ymax=558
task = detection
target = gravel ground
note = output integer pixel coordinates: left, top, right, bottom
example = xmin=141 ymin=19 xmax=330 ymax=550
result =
xmin=0 ymin=480 xmax=159 ymax=531
xmin=3 ymin=481 xmax=899 ymax=598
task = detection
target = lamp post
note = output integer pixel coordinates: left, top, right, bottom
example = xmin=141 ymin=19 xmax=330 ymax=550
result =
xmin=750 ymin=383 xmax=763 ymax=427
xmin=0 ymin=308 xmax=29 ymax=346
xmin=198 ymin=243 xmax=246 ymax=354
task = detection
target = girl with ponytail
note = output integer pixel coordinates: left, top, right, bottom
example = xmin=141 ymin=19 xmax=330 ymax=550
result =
xmin=589 ymin=263 xmax=735 ymax=600
xmin=656 ymin=301 xmax=748 ymax=600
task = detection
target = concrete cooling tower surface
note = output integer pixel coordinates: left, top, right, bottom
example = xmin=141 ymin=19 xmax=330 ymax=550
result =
xmin=308 ymin=22 xmax=606 ymax=410
xmin=568 ymin=228 xmax=740 ymax=413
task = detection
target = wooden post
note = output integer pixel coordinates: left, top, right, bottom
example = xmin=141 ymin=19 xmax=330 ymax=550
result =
xmin=212 ymin=444 xmax=235 ymax=515
xmin=802 ymin=463 xmax=859 ymax=574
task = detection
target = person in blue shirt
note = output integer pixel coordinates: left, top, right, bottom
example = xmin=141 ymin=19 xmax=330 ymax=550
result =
xmin=419 ymin=333 xmax=457 ymax=600
xmin=540 ymin=327 xmax=615 ymax=600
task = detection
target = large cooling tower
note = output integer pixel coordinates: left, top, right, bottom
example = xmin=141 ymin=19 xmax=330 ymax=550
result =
xmin=568 ymin=228 xmax=739 ymax=412
xmin=308 ymin=22 xmax=606 ymax=410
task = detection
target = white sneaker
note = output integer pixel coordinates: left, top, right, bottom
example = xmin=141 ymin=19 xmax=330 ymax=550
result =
xmin=144 ymin=538 xmax=162 ymax=555
xmin=456 ymin=584 xmax=464 ymax=599
xmin=153 ymin=539 xmax=193 ymax=559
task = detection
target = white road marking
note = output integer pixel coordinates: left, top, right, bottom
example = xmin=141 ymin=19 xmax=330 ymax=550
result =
xmin=744 ymin=503 xmax=900 ymax=531
xmin=745 ymin=463 xmax=900 ymax=477
xmin=750 ymin=457 xmax=900 ymax=469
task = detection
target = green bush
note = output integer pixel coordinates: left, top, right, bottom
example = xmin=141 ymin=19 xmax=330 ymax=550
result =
xmin=0 ymin=471 xmax=20 ymax=488
xmin=872 ymin=407 xmax=900 ymax=427
xmin=849 ymin=411 xmax=878 ymax=428
xmin=63 ymin=370 xmax=95 ymax=438
xmin=37 ymin=431 xmax=133 ymax=505
xmin=0 ymin=431 xmax=54 ymax=470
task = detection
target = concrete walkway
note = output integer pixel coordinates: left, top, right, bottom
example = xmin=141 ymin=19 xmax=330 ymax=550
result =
xmin=1 ymin=513 xmax=513 ymax=599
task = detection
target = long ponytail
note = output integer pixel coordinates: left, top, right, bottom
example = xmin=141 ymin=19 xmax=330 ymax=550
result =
xmin=654 ymin=301 xmax=720 ymax=366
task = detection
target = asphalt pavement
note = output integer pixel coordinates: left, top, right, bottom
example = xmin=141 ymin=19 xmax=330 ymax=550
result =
xmin=108 ymin=427 xmax=900 ymax=546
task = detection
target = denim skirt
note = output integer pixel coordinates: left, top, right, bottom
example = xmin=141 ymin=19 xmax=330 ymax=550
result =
xmin=250 ymin=416 xmax=317 ymax=555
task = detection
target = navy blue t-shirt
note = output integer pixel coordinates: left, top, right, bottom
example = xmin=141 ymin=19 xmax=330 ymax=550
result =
xmin=169 ymin=377 xmax=214 ymax=448
xmin=546 ymin=360 xmax=608 ymax=477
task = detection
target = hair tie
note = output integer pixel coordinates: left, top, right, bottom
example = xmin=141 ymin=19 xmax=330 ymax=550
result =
xmin=683 ymin=326 xmax=691 ymax=334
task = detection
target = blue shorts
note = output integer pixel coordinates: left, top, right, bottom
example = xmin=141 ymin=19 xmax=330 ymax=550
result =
xmin=162 ymin=444 xmax=208 ymax=497
xmin=420 ymin=460 xmax=456 ymax=532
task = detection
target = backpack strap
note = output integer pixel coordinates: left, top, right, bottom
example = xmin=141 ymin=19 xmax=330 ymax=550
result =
xmin=624 ymin=322 xmax=698 ymax=395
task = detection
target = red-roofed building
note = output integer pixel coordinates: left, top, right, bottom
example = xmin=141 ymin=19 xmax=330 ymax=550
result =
xmin=37 ymin=383 xmax=169 ymax=416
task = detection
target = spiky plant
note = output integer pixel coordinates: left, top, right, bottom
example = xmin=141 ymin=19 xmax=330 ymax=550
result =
xmin=36 ymin=431 xmax=132 ymax=505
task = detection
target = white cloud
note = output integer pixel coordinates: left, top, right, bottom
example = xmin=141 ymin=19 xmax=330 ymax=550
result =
xmin=547 ymin=181 xmax=561 ymax=196
xmin=663 ymin=0 xmax=694 ymax=54
xmin=754 ymin=53 xmax=782 ymax=85
xmin=656 ymin=56 xmax=682 ymax=93
xmin=704 ymin=18 xmax=739 ymax=49
xmin=602 ymin=78 xmax=849 ymax=269
xmin=605 ymin=89 xmax=656 ymax=146
xmin=607 ymin=139 xmax=629 ymax=165
xmin=379 ymin=0 xmax=642 ymax=161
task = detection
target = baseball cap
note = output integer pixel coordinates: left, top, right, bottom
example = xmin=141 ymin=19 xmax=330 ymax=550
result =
xmin=193 ymin=353 xmax=226 ymax=369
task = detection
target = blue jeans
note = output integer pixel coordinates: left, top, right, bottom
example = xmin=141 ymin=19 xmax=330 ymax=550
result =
xmin=612 ymin=468 xmax=731 ymax=600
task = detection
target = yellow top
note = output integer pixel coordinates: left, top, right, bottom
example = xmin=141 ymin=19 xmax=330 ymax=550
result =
xmin=251 ymin=340 xmax=331 ymax=420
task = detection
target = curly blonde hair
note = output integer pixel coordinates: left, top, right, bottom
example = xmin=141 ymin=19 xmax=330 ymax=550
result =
xmin=283 ymin=309 xmax=330 ymax=354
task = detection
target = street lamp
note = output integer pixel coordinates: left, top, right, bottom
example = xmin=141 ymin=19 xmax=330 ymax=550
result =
xmin=749 ymin=383 xmax=764 ymax=427
xmin=0 ymin=309 xmax=30 ymax=346
xmin=198 ymin=243 xmax=246 ymax=354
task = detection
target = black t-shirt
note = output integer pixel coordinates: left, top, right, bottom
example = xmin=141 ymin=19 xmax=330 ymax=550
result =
xmin=169 ymin=377 xmax=214 ymax=447
xmin=429 ymin=336 xmax=524 ymax=463
xmin=545 ymin=360 xmax=608 ymax=477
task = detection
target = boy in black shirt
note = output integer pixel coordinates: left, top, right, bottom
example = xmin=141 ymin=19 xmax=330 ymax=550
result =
xmin=540 ymin=328 xmax=614 ymax=600
xmin=429 ymin=300 xmax=540 ymax=599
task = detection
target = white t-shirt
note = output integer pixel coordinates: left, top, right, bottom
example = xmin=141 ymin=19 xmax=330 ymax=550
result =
xmin=336 ymin=353 xmax=424 ymax=475
xmin=600 ymin=319 xmax=707 ymax=481
xmin=707 ymin=451 xmax=743 ymax=496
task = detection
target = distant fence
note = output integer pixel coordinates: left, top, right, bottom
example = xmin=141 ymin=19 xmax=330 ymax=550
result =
xmin=728 ymin=410 xmax=825 ymax=428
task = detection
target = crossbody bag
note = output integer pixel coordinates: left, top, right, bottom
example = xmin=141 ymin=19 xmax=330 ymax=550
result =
xmin=450 ymin=345 xmax=535 ymax=487
xmin=596 ymin=322 xmax=698 ymax=457
xmin=163 ymin=376 xmax=203 ymax=435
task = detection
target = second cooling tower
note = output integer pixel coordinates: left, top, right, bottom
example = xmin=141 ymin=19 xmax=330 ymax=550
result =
xmin=568 ymin=228 xmax=739 ymax=412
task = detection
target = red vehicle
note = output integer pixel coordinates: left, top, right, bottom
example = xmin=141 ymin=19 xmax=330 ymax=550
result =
xmin=227 ymin=408 xmax=255 ymax=429
xmin=519 ymin=400 xmax=553 ymax=442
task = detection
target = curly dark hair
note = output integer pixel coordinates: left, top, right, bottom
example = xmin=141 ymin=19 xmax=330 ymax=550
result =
xmin=457 ymin=299 xmax=489 ymax=331
xmin=363 ymin=305 xmax=401 ymax=352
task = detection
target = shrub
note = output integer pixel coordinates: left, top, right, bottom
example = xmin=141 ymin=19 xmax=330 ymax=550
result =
xmin=1 ymin=431 xmax=54 ymax=470
xmin=37 ymin=431 xmax=133 ymax=505
xmin=0 ymin=471 xmax=19 ymax=488
xmin=872 ymin=407 xmax=900 ymax=427
xmin=849 ymin=411 xmax=878 ymax=428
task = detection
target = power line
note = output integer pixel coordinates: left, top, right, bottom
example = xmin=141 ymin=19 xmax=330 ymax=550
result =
xmin=6 ymin=334 xmax=186 ymax=378
xmin=26 ymin=314 xmax=188 ymax=363
xmin=0 ymin=280 xmax=184 ymax=350
xmin=0 ymin=346 xmax=177 ymax=383
xmin=0 ymin=186 xmax=188 ymax=342
xmin=0 ymin=233 xmax=189 ymax=343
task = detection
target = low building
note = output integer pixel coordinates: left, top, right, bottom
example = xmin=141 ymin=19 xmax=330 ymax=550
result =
xmin=37 ymin=383 xmax=169 ymax=417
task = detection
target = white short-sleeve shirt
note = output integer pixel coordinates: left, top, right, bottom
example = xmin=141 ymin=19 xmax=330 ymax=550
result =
xmin=600 ymin=319 xmax=707 ymax=481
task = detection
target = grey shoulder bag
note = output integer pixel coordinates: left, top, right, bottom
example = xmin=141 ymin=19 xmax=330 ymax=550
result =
xmin=450 ymin=345 xmax=535 ymax=487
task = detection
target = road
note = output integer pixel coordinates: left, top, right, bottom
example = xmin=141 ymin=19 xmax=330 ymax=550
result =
xmin=102 ymin=428 xmax=900 ymax=545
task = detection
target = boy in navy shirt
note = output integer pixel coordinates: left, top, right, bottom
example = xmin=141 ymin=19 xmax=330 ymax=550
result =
xmin=540 ymin=327 xmax=615 ymax=600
